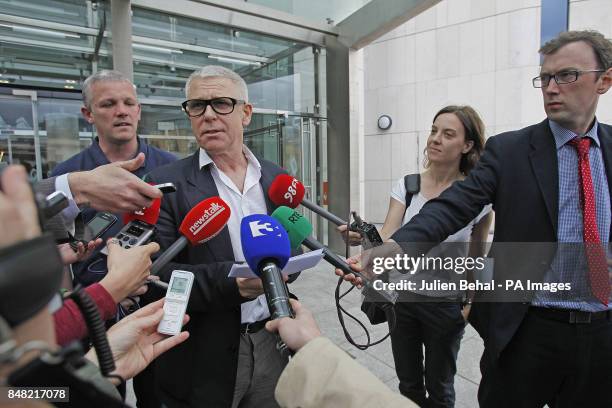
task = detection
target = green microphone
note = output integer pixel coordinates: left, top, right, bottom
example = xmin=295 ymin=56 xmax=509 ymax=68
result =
xmin=270 ymin=206 xmax=313 ymax=249
xmin=271 ymin=205 xmax=398 ymax=305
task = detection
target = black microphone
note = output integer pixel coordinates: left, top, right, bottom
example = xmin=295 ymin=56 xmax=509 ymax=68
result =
xmin=301 ymin=236 xmax=397 ymax=304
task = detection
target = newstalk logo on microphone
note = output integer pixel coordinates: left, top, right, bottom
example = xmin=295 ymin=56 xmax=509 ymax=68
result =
xmin=189 ymin=202 xmax=226 ymax=236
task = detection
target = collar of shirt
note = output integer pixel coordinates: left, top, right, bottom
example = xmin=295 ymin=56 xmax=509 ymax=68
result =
xmin=198 ymin=145 xmax=262 ymax=194
xmin=89 ymin=136 xmax=148 ymax=167
xmin=549 ymin=119 xmax=601 ymax=150
xmin=198 ymin=145 xmax=261 ymax=171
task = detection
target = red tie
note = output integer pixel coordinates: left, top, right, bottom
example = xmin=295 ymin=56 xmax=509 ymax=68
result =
xmin=569 ymin=137 xmax=610 ymax=305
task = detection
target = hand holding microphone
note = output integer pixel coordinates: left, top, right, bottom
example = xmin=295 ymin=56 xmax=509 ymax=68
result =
xmin=265 ymin=299 xmax=321 ymax=352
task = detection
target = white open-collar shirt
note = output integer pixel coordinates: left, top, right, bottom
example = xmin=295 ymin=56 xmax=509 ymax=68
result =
xmin=199 ymin=145 xmax=270 ymax=323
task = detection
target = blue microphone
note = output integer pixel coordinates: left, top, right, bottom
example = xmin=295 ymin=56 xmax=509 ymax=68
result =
xmin=240 ymin=214 xmax=294 ymax=319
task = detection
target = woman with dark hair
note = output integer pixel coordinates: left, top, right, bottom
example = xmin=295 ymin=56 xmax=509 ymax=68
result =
xmin=339 ymin=105 xmax=493 ymax=407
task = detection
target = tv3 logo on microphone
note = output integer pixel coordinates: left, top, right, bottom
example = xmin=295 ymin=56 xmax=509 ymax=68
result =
xmin=248 ymin=219 xmax=287 ymax=239
xmin=249 ymin=220 xmax=279 ymax=238
xmin=283 ymin=177 xmax=300 ymax=204
xmin=188 ymin=202 xmax=225 ymax=236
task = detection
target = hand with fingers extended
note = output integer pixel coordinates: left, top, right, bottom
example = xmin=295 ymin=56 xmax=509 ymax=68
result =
xmin=67 ymin=153 xmax=162 ymax=213
xmin=336 ymin=224 xmax=363 ymax=246
xmin=0 ymin=165 xmax=41 ymax=249
xmin=265 ymin=299 xmax=321 ymax=352
xmin=101 ymin=240 xmax=160 ymax=303
xmin=86 ymin=298 xmax=189 ymax=382
xmin=57 ymin=238 xmax=103 ymax=265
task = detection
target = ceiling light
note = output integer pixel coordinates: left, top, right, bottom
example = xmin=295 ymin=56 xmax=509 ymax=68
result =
xmin=133 ymin=43 xmax=183 ymax=55
xmin=0 ymin=23 xmax=80 ymax=39
xmin=207 ymin=55 xmax=261 ymax=67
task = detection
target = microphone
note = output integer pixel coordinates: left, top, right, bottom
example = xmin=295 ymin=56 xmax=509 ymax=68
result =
xmin=123 ymin=197 xmax=161 ymax=226
xmin=150 ymin=196 xmax=230 ymax=279
xmin=271 ymin=206 xmax=397 ymax=305
xmin=240 ymin=214 xmax=293 ymax=319
xmin=268 ymin=174 xmax=347 ymax=226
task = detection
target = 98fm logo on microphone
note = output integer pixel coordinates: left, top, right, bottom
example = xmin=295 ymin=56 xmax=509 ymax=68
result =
xmin=283 ymin=178 xmax=300 ymax=203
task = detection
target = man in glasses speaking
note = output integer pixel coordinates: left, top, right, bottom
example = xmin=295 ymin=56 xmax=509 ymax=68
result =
xmin=145 ymin=66 xmax=299 ymax=408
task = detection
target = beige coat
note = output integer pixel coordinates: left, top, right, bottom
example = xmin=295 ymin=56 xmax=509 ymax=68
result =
xmin=275 ymin=337 xmax=417 ymax=408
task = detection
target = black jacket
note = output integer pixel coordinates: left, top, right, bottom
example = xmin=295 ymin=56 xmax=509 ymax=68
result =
xmin=146 ymin=151 xmax=298 ymax=407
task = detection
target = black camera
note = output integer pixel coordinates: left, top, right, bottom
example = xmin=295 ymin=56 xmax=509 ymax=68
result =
xmin=350 ymin=211 xmax=383 ymax=249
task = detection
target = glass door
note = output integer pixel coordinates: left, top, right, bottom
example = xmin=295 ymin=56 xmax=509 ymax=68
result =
xmin=0 ymin=92 xmax=37 ymax=179
xmin=279 ymin=115 xmax=324 ymax=238
xmin=244 ymin=113 xmax=281 ymax=164
xmin=245 ymin=112 xmax=325 ymax=239
xmin=0 ymin=88 xmax=93 ymax=179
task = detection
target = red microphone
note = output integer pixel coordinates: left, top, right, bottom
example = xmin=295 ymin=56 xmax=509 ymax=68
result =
xmin=123 ymin=196 xmax=162 ymax=225
xmin=150 ymin=196 xmax=230 ymax=277
xmin=268 ymin=174 xmax=305 ymax=208
xmin=268 ymin=174 xmax=347 ymax=226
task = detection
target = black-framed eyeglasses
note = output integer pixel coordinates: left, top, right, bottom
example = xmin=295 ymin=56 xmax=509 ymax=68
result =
xmin=181 ymin=97 xmax=246 ymax=117
xmin=532 ymin=69 xmax=605 ymax=88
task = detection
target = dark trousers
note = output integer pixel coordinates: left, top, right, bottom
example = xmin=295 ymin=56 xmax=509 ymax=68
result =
xmin=133 ymin=362 xmax=161 ymax=408
xmin=478 ymin=308 xmax=612 ymax=408
xmin=389 ymin=301 xmax=466 ymax=408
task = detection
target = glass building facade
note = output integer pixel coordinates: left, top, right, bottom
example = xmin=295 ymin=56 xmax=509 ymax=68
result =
xmin=0 ymin=0 xmax=327 ymax=204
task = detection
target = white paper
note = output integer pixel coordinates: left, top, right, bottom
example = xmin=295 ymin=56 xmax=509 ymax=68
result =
xmin=228 ymin=249 xmax=324 ymax=279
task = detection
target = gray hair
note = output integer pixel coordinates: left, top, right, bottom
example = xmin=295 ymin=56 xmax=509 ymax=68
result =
xmin=82 ymin=70 xmax=135 ymax=109
xmin=185 ymin=65 xmax=249 ymax=101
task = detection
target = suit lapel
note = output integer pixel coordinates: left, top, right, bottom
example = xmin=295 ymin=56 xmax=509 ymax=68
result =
xmin=529 ymin=119 xmax=559 ymax=236
xmin=259 ymin=160 xmax=279 ymax=214
xmin=185 ymin=152 xmax=234 ymax=261
xmin=597 ymin=124 xmax=612 ymax=236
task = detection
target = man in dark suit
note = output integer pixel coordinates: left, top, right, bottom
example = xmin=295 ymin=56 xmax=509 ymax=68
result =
xmin=343 ymin=30 xmax=612 ymax=407
xmin=146 ymin=65 xmax=298 ymax=407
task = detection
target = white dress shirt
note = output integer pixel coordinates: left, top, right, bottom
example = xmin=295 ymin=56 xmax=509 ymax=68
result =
xmin=54 ymin=174 xmax=80 ymax=235
xmin=199 ymin=145 xmax=270 ymax=324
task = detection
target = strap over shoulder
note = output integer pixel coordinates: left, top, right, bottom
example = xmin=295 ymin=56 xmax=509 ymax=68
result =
xmin=403 ymin=174 xmax=421 ymax=208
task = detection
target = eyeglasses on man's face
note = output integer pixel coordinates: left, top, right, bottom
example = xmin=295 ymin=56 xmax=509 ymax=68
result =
xmin=181 ymin=97 xmax=246 ymax=117
xmin=532 ymin=69 xmax=605 ymax=88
